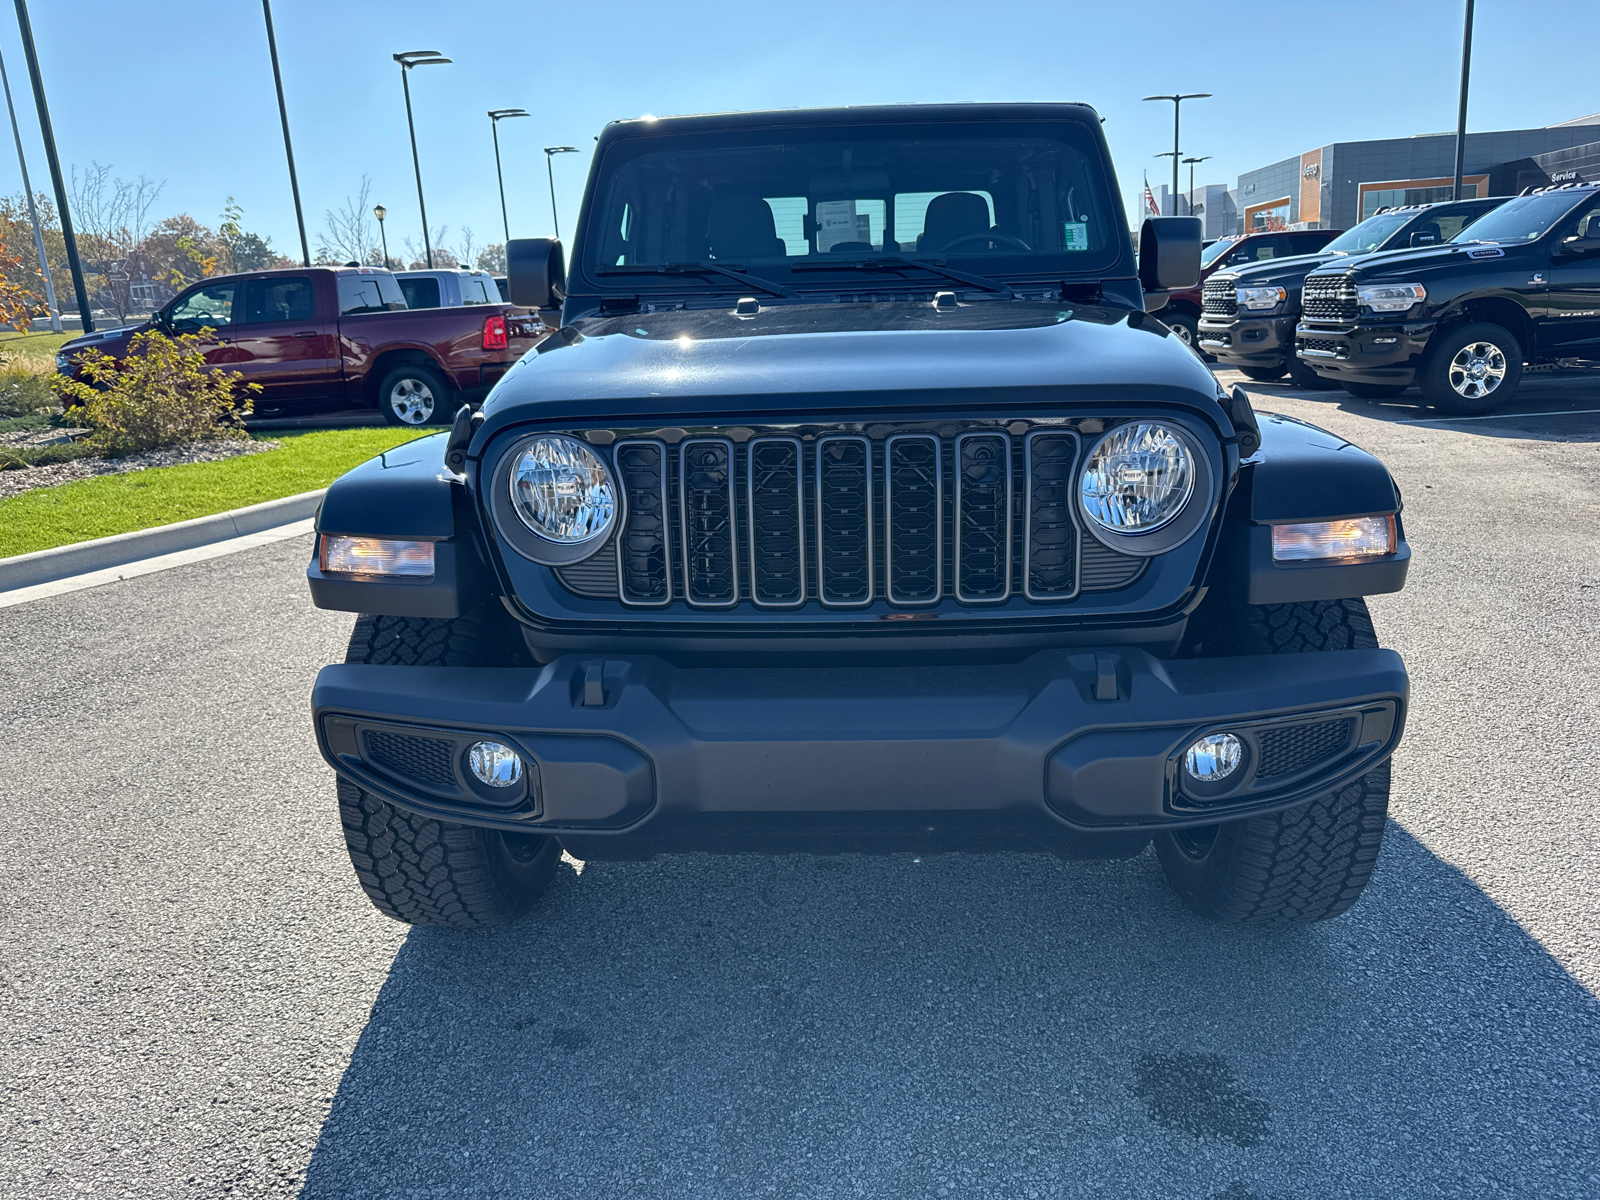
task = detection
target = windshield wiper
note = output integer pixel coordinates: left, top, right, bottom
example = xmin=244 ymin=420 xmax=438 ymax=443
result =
xmin=790 ymin=255 xmax=1014 ymax=297
xmin=598 ymin=261 xmax=797 ymax=298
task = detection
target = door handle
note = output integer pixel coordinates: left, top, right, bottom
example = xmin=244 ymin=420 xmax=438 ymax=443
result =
xmin=293 ymin=330 xmax=318 ymax=338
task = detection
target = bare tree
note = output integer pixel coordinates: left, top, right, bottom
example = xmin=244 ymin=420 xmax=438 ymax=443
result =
xmin=456 ymin=226 xmax=478 ymax=271
xmin=316 ymin=177 xmax=378 ymax=265
xmin=401 ymin=226 xmax=455 ymax=269
xmin=69 ymin=161 xmax=166 ymax=322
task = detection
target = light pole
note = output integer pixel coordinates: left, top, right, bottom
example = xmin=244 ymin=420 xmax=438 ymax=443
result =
xmin=488 ymin=109 xmax=529 ymax=245
xmin=15 ymin=0 xmax=91 ymax=332
xmin=374 ymin=204 xmax=389 ymax=269
xmin=1182 ymin=156 xmax=1212 ymax=218
xmin=262 ymin=0 xmax=309 ymax=267
xmin=1143 ymin=93 xmax=1211 ymax=216
xmin=1452 ymin=0 xmax=1475 ymax=200
xmin=0 ymin=43 xmax=58 ymax=331
xmin=544 ymin=145 xmax=577 ymax=241
xmin=393 ymin=50 xmax=451 ymax=268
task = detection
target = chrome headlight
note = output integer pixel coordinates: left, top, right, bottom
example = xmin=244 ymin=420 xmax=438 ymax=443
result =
xmin=508 ymin=435 xmax=617 ymax=545
xmin=1237 ymin=285 xmax=1286 ymax=311
xmin=1357 ymin=281 xmax=1426 ymax=313
xmin=1080 ymin=423 xmax=1195 ymax=535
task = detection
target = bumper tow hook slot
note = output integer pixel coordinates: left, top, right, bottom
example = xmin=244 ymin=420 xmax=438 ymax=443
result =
xmin=1094 ymin=653 xmax=1120 ymax=701
xmin=582 ymin=662 xmax=606 ymax=707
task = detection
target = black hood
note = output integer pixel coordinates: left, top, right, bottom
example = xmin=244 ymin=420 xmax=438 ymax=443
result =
xmin=1311 ymin=241 xmax=1513 ymax=282
xmin=1212 ymin=251 xmax=1350 ymax=288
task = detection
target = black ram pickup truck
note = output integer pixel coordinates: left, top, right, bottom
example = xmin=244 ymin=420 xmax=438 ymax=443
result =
xmin=1296 ymin=182 xmax=1600 ymax=411
xmin=306 ymin=104 xmax=1412 ymax=929
xmin=1201 ymin=197 xmax=1504 ymax=388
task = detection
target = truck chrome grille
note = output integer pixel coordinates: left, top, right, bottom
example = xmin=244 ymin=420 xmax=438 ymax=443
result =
xmin=1301 ymin=274 xmax=1359 ymax=322
xmin=553 ymin=422 xmax=1151 ymax=610
xmin=1201 ymin=276 xmax=1237 ymax=318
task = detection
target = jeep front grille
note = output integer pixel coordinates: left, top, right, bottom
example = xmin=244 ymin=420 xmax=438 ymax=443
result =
xmin=1301 ymin=275 xmax=1359 ymax=322
xmin=552 ymin=422 xmax=1151 ymax=609
xmin=1201 ymin=277 xmax=1237 ymax=318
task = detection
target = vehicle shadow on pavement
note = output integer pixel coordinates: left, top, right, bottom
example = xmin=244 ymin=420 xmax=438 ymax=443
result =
xmin=299 ymin=825 xmax=1599 ymax=1200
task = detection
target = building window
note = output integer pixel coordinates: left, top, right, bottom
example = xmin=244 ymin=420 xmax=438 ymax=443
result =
xmin=1359 ymin=177 xmax=1486 ymax=220
xmin=1247 ymin=200 xmax=1291 ymax=231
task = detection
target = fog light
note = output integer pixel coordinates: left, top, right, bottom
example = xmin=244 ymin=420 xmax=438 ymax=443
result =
xmin=1272 ymin=516 xmax=1395 ymax=561
xmin=468 ymin=741 xmax=523 ymax=787
xmin=320 ymin=535 xmax=435 ymax=576
xmin=1185 ymin=733 xmax=1243 ymax=782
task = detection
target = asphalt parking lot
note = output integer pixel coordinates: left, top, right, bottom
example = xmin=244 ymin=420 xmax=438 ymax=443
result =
xmin=3 ymin=370 xmax=1598 ymax=1199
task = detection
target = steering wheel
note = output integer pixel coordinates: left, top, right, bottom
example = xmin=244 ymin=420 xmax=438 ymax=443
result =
xmin=937 ymin=231 xmax=1033 ymax=254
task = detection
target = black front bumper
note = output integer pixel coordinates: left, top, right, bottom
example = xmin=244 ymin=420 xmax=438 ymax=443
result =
xmin=1294 ymin=320 xmax=1434 ymax=386
xmin=312 ymin=647 xmax=1408 ymax=860
xmin=1198 ymin=314 xmax=1295 ymax=369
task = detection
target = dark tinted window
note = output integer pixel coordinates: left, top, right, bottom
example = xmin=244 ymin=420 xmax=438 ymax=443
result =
xmin=1452 ymin=190 xmax=1594 ymax=244
xmin=585 ymin=119 xmax=1121 ymax=284
xmin=241 ymin=277 xmax=316 ymax=324
xmin=399 ymin=276 xmax=442 ymax=309
xmin=337 ymin=273 xmax=406 ymax=315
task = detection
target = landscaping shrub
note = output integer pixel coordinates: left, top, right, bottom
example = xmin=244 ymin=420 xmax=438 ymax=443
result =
xmin=0 ymin=439 xmax=98 ymax=471
xmin=51 ymin=327 xmax=259 ymax=455
xmin=0 ymin=365 xmax=55 ymax=418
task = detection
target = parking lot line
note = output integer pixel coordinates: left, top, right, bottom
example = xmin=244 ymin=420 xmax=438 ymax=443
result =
xmin=1393 ymin=407 xmax=1600 ymax=424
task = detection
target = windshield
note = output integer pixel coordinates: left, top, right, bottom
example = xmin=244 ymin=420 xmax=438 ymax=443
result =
xmin=582 ymin=120 xmax=1123 ymax=286
xmin=1200 ymin=237 xmax=1238 ymax=267
xmin=1451 ymin=191 xmax=1589 ymax=245
xmin=1321 ymin=211 xmax=1414 ymax=255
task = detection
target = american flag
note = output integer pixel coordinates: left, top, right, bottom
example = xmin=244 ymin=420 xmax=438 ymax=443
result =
xmin=1143 ymin=174 xmax=1161 ymax=217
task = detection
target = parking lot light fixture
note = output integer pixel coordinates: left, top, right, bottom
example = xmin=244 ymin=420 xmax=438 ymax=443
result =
xmin=544 ymin=146 xmax=578 ymax=241
xmin=1143 ymin=93 xmax=1211 ymax=216
xmin=1182 ymin=156 xmax=1212 ymax=218
xmin=393 ymin=50 xmax=451 ymax=268
xmin=488 ymin=109 xmax=531 ymax=244
xmin=374 ymin=204 xmax=389 ymax=269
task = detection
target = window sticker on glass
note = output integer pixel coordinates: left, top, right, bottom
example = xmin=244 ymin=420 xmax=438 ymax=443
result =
xmin=1063 ymin=222 xmax=1090 ymax=251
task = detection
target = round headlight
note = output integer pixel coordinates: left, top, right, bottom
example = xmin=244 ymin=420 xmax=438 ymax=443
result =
xmin=508 ymin=435 xmax=617 ymax=545
xmin=1080 ymin=423 xmax=1195 ymax=535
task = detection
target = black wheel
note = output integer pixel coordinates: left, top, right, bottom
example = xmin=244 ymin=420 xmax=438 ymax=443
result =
xmin=1417 ymin=321 xmax=1523 ymax=415
xmin=1162 ymin=312 xmax=1201 ymax=354
xmin=377 ymin=362 xmax=451 ymax=426
xmin=336 ymin=610 xmax=559 ymax=927
xmin=1239 ymin=363 xmax=1286 ymax=382
xmin=1156 ymin=598 xmax=1392 ymax=927
xmin=1286 ymin=355 xmax=1340 ymax=390
xmin=1341 ymin=381 xmax=1409 ymax=400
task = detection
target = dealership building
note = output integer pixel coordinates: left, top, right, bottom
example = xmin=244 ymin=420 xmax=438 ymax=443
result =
xmin=1229 ymin=113 xmax=1600 ymax=233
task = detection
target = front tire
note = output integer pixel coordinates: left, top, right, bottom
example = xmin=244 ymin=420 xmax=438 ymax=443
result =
xmin=377 ymin=362 xmax=451 ymax=426
xmin=336 ymin=611 xmax=559 ymax=927
xmin=1239 ymin=363 xmax=1287 ymax=382
xmin=1162 ymin=312 xmax=1202 ymax=355
xmin=1156 ymin=598 xmax=1392 ymax=926
xmin=1417 ymin=321 xmax=1522 ymax=414
xmin=1286 ymin=355 xmax=1340 ymax=390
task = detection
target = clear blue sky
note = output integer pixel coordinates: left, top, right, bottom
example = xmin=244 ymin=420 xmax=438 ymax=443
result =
xmin=0 ymin=0 xmax=1593 ymax=261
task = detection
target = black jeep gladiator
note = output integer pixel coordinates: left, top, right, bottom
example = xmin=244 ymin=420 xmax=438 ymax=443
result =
xmin=306 ymin=104 xmax=1411 ymax=929
xmin=1201 ymin=197 xmax=1504 ymax=388
xmin=1296 ymin=181 xmax=1600 ymax=411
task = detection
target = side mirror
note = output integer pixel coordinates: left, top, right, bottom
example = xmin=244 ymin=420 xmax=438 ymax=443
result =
xmin=1409 ymin=232 xmax=1438 ymax=247
xmin=507 ymin=237 xmax=566 ymax=310
xmin=1557 ymin=232 xmax=1600 ymax=259
xmin=1138 ymin=217 xmax=1202 ymax=299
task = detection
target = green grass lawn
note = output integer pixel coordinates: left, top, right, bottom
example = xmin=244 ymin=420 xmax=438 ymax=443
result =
xmin=0 ymin=427 xmax=431 ymax=558
xmin=0 ymin=329 xmax=75 ymax=373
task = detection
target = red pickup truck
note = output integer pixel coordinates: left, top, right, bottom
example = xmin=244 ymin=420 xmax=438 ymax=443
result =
xmin=56 ymin=266 xmax=544 ymax=425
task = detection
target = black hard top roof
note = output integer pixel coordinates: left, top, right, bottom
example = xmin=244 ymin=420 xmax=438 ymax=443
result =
xmin=601 ymin=102 xmax=1103 ymax=140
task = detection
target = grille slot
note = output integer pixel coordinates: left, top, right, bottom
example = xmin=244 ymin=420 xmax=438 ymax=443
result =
xmin=679 ymin=438 xmax=738 ymax=606
xmin=1023 ymin=431 xmax=1080 ymax=601
xmin=1256 ymin=719 xmax=1354 ymax=780
xmin=816 ymin=435 xmax=874 ymax=606
xmin=747 ymin=437 xmax=805 ymax=607
xmin=1302 ymin=274 xmax=1359 ymax=322
xmin=615 ymin=439 xmax=671 ymax=605
xmin=1202 ymin=277 xmax=1238 ymax=318
xmin=364 ymin=730 xmax=456 ymax=789
xmin=885 ymin=434 xmax=942 ymax=604
xmin=955 ymin=432 xmax=1012 ymax=602
xmin=1296 ymin=336 xmax=1344 ymax=357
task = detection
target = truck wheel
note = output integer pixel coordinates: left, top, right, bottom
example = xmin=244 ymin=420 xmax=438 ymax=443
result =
xmin=1286 ymin=355 xmax=1339 ymax=390
xmin=1341 ymin=381 xmax=1408 ymax=399
xmin=1156 ymin=598 xmax=1391 ymax=926
xmin=1239 ymin=364 xmax=1286 ymax=382
xmin=1162 ymin=312 xmax=1201 ymax=353
xmin=1417 ymin=322 xmax=1522 ymax=415
xmin=378 ymin=363 xmax=451 ymax=426
xmin=336 ymin=611 xmax=559 ymax=927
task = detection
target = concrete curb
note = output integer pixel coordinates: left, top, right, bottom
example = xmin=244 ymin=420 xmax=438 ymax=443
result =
xmin=0 ymin=489 xmax=325 ymax=593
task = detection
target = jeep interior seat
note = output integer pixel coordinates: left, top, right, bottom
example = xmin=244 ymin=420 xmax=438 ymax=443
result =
xmin=917 ymin=192 xmax=991 ymax=252
xmin=707 ymin=197 xmax=787 ymax=260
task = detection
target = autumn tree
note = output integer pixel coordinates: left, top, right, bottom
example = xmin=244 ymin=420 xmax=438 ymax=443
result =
xmin=317 ymin=177 xmax=378 ymax=265
xmin=476 ymin=243 xmax=506 ymax=274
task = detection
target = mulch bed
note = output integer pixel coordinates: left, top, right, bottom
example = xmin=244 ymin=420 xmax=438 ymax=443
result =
xmin=0 ymin=437 xmax=280 ymax=501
